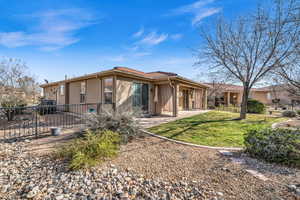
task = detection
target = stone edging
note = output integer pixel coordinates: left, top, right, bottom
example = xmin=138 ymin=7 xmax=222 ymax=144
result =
xmin=141 ymin=130 xmax=243 ymax=151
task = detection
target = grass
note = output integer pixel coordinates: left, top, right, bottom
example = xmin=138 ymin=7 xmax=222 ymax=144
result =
xmin=148 ymin=111 xmax=287 ymax=147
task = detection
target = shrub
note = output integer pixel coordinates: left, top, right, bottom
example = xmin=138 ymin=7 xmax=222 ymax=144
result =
xmin=296 ymin=110 xmax=300 ymax=115
xmin=85 ymin=110 xmax=141 ymax=144
xmin=282 ymin=110 xmax=296 ymax=118
xmin=244 ymin=128 xmax=300 ymax=166
xmin=57 ymin=130 xmax=120 ymax=170
xmin=247 ymin=99 xmax=266 ymax=114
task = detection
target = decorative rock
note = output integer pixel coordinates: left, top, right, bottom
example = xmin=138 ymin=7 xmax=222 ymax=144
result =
xmin=26 ymin=186 xmax=39 ymax=199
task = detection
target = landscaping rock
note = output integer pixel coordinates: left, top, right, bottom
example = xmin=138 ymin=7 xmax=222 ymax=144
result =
xmin=0 ymin=142 xmax=212 ymax=200
xmin=1 ymin=137 xmax=299 ymax=200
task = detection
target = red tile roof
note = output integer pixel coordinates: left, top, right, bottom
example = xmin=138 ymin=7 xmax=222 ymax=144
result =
xmin=114 ymin=67 xmax=178 ymax=79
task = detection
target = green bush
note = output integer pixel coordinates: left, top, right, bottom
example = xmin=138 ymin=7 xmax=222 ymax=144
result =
xmin=282 ymin=110 xmax=296 ymax=118
xmin=296 ymin=110 xmax=300 ymax=116
xmin=57 ymin=130 xmax=120 ymax=170
xmin=85 ymin=110 xmax=141 ymax=144
xmin=247 ymin=99 xmax=266 ymax=114
xmin=244 ymin=128 xmax=300 ymax=166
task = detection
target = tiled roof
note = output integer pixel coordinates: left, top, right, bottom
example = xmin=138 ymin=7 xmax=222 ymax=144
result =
xmin=114 ymin=67 xmax=177 ymax=79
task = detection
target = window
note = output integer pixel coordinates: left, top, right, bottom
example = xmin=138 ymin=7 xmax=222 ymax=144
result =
xmin=104 ymin=78 xmax=113 ymax=104
xmin=80 ymin=81 xmax=86 ymax=103
xmin=60 ymin=85 xmax=64 ymax=96
xmin=132 ymin=83 xmax=149 ymax=111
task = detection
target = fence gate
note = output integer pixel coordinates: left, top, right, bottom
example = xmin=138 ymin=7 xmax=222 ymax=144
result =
xmin=0 ymin=103 xmax=100 ymax=141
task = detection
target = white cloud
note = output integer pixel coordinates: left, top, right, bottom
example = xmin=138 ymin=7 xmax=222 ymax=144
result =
xmin=0 ymin=8 xmax=96 ymax=51
xmin=138 ymin=31 xmax=168 ymax=46
xmin=170 ymin=0 xmax=221 ymax=26
xmin=191 ymin=7 xmax=221 ymax=25
xmin=133 ymin=27 xmax=144 ymax=38
xmin=170 ymin=33 xmax=183 ymax=40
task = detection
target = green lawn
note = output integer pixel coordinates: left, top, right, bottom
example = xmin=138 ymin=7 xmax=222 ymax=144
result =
xmin=148 ymin=111 xmax=286 ymax=147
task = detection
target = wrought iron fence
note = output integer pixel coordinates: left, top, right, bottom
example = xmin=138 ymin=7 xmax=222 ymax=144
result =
xmin=0 ymin=103 xmax=100 ymax=141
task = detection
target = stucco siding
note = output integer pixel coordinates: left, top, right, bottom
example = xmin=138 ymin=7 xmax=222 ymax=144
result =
xmin=194 ymin=88 xmax=203 ymax=109
xmin=251 ymin=91 xmax=269 ymax=104
xmin=116 ymin=77 xmax=133 ymax=112
xmin=69 ymin=81 xmax=81 ymax=104
xmin=86 ymin=78 xmax=101 ymax=103
xmin=159 ymin=84 xmax=173 ymax=113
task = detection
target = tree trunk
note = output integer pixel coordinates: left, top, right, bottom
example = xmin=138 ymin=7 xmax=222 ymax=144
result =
xmin=240 ymin=86 xmax=250 ymax=119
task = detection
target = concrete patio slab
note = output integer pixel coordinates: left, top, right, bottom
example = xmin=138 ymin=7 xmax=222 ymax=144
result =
xmin=138 ymin=110 xmax=210 ymax=128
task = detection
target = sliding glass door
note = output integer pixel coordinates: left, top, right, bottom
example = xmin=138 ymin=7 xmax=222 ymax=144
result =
xmin=133 ymin=83 xmax=149 ymax=112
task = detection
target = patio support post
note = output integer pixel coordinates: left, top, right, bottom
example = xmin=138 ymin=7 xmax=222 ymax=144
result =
xmin=172 ymin=82 xmax=178 ymax=117
xmin=227 ymin=92 xmax=231 ymax=106
xmin=204 ymin=88 xmax=208 ymax=109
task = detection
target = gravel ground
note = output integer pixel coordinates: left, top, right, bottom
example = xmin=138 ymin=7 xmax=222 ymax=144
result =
xmin=0 ymin=136 xmax=300 ymax=200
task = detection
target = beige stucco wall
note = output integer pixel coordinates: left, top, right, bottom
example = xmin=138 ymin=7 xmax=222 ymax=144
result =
xmin=69 ymin=81 xmax=81 ymax=104
xmin=86 ymin=78 xmax=101 ymax=103
xmin=159 ymin=84 xmax=173 ymax=113
xmin=116 ymin=77 xmax=133 ymax=112
xmin=251 ymin=91 xmax=269 ymax=104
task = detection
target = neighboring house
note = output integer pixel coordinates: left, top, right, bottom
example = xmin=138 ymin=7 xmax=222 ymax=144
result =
xmin=0 ymin=86 xmax=25 ymax=98
xmin=207 ymin=83 xmax=299 ymax=107
xmin=40 ymin=67 xmax=209 ymax=117
xmin=0 ymin=86 xmax=40 ymax=105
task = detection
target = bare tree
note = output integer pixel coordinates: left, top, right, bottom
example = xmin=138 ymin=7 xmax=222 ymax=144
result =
xmin=198 ymin=0 xmax=300 ymax=119
xmin=275 ymin=65 xmax=300 ymax=97
xmin=196 ymin=71 xmax=230 ymax=108
xmin=0 ymin=58 xmax=40 ymax=105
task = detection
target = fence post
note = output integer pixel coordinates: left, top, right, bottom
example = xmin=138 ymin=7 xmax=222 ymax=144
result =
xmin=35 ymin=107 xmax=38 ymax=138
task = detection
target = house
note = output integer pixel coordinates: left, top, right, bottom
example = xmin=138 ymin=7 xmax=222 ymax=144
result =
xmin=207 ymin=83 xmax=300 ymax=107
xmin=40 ymin=67 xmax=209 ymax=117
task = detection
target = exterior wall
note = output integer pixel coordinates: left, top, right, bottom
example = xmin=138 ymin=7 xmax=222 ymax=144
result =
xmin=157 ymin=84 xmax=173 ymax=114
xmin=251 ymin=91 xmax=269 ymax=104
xmin=86 ymin=78 xmax=101 ymax=103
xmin=270 ymin=90 xmax=293 ymax=105
xmin=69 ymin=81 xmax=81 ymax=104
xmin=115 ymin=76 xmax=154 ymax=114
xmin=178 ymin=86 xmax=206 ymax=111
xmin=116 ymin=77 xmax=133 ymax=113
xmin=43 ymin=85 xmax=58 ymax=101
xmin=194 ymin=88 xmax=204 ymax=109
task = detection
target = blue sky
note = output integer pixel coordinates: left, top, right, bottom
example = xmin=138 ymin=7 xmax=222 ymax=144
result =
xmin=0 ymin=0 xmax=259 ymax=83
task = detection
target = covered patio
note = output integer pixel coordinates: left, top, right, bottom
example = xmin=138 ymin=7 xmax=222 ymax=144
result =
xmin=153 ymin=80 xmax=208 ymax=117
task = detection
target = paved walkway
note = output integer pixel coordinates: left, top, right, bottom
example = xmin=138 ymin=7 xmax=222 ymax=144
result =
xmin=138 ymin=110 xmax=209 ymax=128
